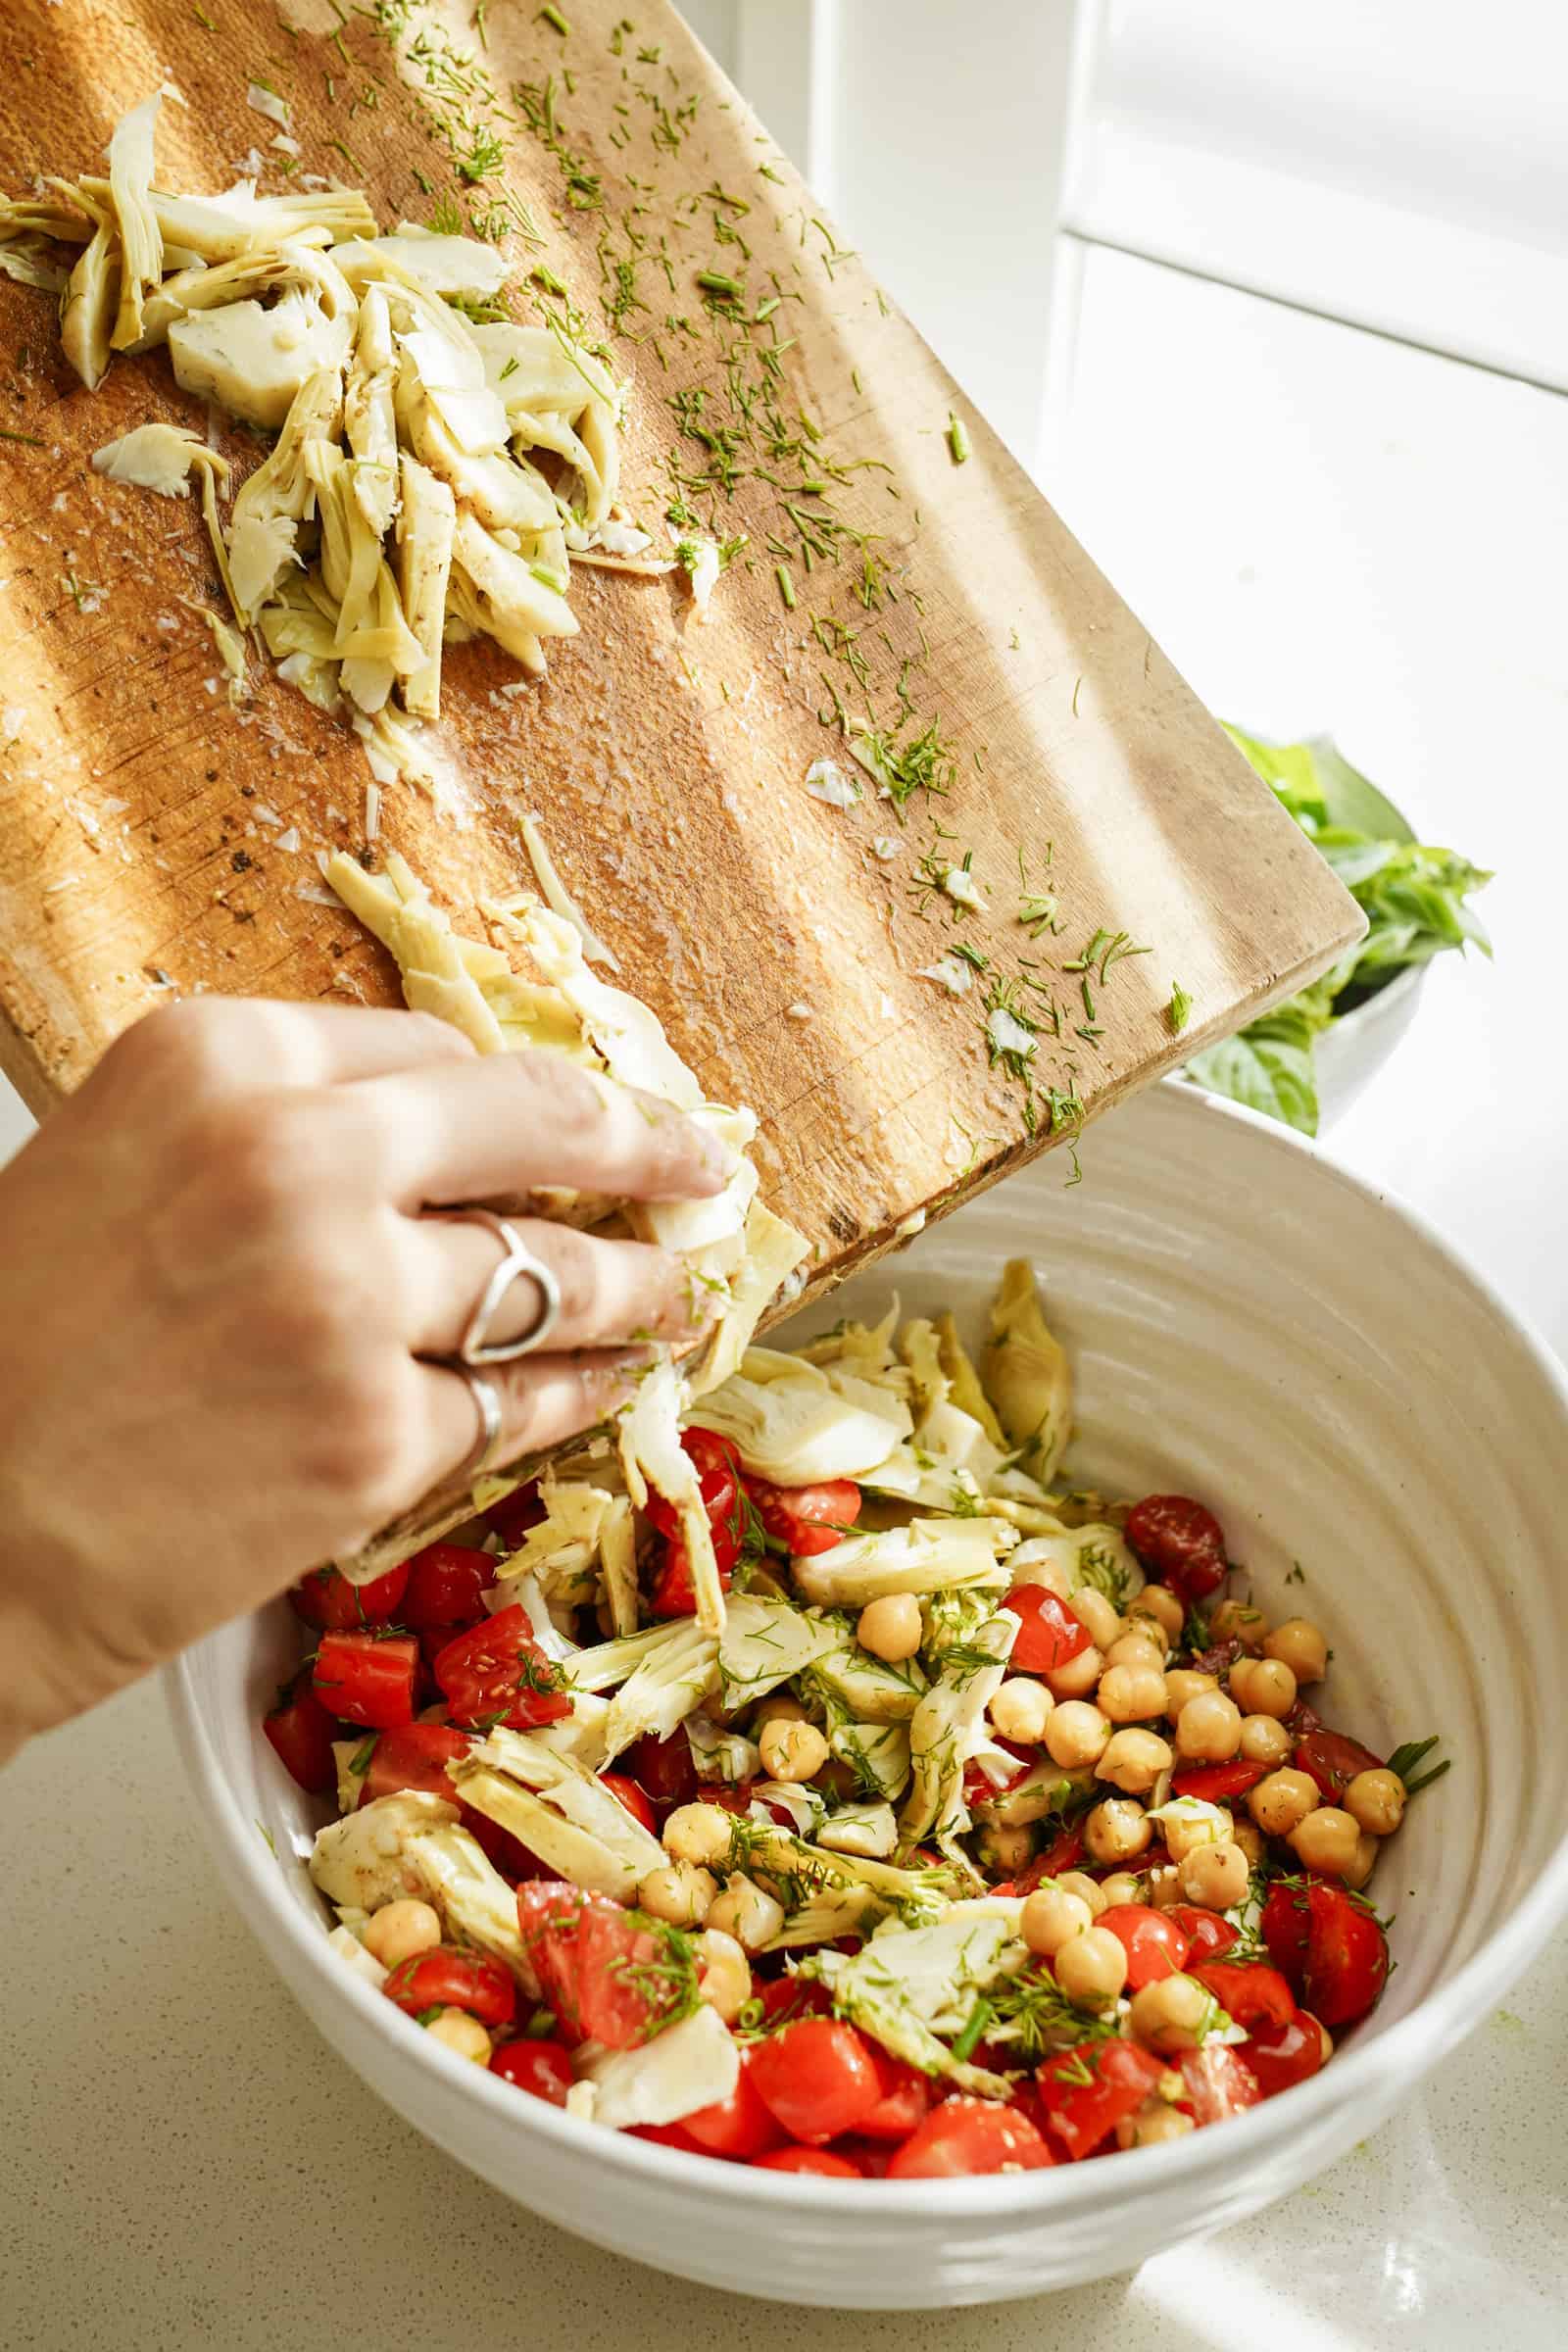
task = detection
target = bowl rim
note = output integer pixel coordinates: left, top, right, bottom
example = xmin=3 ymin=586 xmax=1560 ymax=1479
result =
xmin=168 ymin=1081 xmax=1568 ymax=2223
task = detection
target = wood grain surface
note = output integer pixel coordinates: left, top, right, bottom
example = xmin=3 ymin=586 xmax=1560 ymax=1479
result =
xmin=0 ymin=0 xmax=1361 ymax=1304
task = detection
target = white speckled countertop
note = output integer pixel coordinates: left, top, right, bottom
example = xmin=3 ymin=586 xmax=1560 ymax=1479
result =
xmin=5 ymin=245 xmax=1567 ymax=2348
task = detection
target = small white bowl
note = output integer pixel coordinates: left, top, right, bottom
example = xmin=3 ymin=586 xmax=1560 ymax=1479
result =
xmin=1312 ymin=963 xmax=1426 ymax=1129
xmin=168 ymin=1083 xmax=1568 ymax=2307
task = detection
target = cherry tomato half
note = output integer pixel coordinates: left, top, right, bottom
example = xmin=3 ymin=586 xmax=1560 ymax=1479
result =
xmin=515 ymin=1882 xmax=677 ymax=2050
xmin=1264 ymin=1880 xmax=1389 ymax=2028
xmin=357 ymin=1722 xmax=471 ymax=1808
xmin=489 ymin=2036 xmax=574 ymax=2106
xmin=433 ymin=1604 xmax=572 ymax=1731
xmin=1190 ymin=1960 xmax=1298 ymax=2033
xmin=747 ymin=1476 xmax=862 ymax=1558
xmin=262 ymin=1672 xmax=339 ymax=1793
xmin=648 ymin=1518 xmax=740 ymax=1619
xmin=625 ymin=1727 xmax=698 ymax=1813
xmin=485 ymin=1481 xmax=545 ymax=1551
xmin=681 ymin=2051 xmax=787 ymax=2160
xmin=1036 ymin=2040 xmax=1165 ymax=2162
xmin=1176 ymin=2044 xmax=1262 ymax=2125
xmin=751 ymin=2147 xmax=863 ymax=2178
xmin=1244 ymin=2008 xmax=1329 ymax=2098
xmin=401 ymin=1542 xmax=496 ymax=1635
xmin=748 ymin=2018 xmax=883 ymax=2144
xmin=886 ymin=2099 xmax=1054 ymax=2179
xmin=646 ymin=1429 xmax=743 ymax=1543
xmin=855 ymin=2054 xmax=934 ymax=2143
xmin=312 ymin=1631 xmax=419 ymax=1730
xmin=1169 ymin=1761 xmax=1267 ymax=1804
xmin=1124 ymin=1494 xmax=1228 ymax=1603
xmin=1000 ymin=1585 xmax=1092 ymax=1674
xmin=1096 ymin=1903 xmax=1192 ymax=1988
xmin=600 ymin=1772 xmax=659 ymax=1837
xmin=383 ymin=1944 xmax=516 ymax=2031
xmin=1165 ymin=1905 xmax=1239 ymax=1966
xmin=289 ymin=1561 xmax=410 ymax=1632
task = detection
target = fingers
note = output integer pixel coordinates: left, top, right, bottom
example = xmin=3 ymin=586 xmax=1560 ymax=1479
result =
xmin=414 ymin=1348 xmax=652 ymax=1493
xmin=354 ymin=1052 xmax=729 ymax=1209
xmin=407 ymin=1215 xmax=711 ymax=1359
xmin=104 ymin=996 xmax=476 ymax=1102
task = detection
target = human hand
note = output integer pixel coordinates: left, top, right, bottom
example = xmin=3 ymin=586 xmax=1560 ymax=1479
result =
xmin=0 ymin=998 xmax=725 ymax=1760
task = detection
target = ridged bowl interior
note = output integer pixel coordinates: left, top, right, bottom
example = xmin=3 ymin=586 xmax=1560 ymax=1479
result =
xmin=170 ymin=1083 xmax=1568 ymax=2307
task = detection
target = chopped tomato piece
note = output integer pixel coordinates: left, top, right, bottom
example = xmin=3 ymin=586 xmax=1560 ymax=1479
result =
xmin=648 ymin=1520 xmax=739 ymax=1619
xmin=262 ymin=1671 xmax=339 ymax=1793
xmin=1266 ymin=1881 xmax=1389 ymax=2028
xmin=1124 ymin=1494 xmax=1228 ymax=1602
xmin=358 ymin=1722 xmax=471 ymax=1807
xmin=1165 ymin=1905 xmax=1239 ymax=1965
xmin=1000 ymin=1586 xmax=1091 ymax=1673
xmin=681 ymin=2051 xmax=787 ymax=2160
xmin=755 ymin=1975 xmax=833 ymax=2032
xmin=1245 ymin=2008 xmax=1329 ymax=2097
xmin=886 ymin=2099 xmax=1054 ymax=2179
xmin=748 ymin=2019 xmax=883 ymax=2144
xmin=514 ymin=1881 xmax=688 ymax=2050
xmin=1170 ymin=1760 xmax=1267 ymax=1803
xmin=599 ymin=1772 xmax=659 ymax=1837
xmin=383 ymin=1944 xmax=516 ymax=2031
xmin=432 ymin=1604 xmax=572 ymax=1731
xmin=747 ymin=1476 xmax=862 ymax=1558
xmin=1176 ymin=2044 xmax=1262 ymax=2125
xmin=646 ymin=1429 xmax=743 ymax=1544
xmin=1036 ymin=2040 xmax=1165 ymax=2162
xmin=1096 ymin=1903 xmax=1191 ymax=1988
xmin=289 ymin=1561 xmax=410 ymax=1632
xmin=1190 ymin=1961 xmax=1298 ymax=2032
xmin=401 ymin=1542 xmax=496 ymax=1635
xmin=489 ymin=2036 xmax=574 ymax=2106
xmin=1294 ymin=1728 xmax=1384 ymax=1803
xmin=1009 ymin=1822 xmax=1086 ymax=1894
xmin=312 ymin=1631 xmax=419 ymax=1730
xmin=485 ymin=1481 xmax=544 ymax=1551
xmin=751 ymin=2146 xmax=863 ymax=2177
xmin=625 ymin=1728 xmax=697 ymax=1813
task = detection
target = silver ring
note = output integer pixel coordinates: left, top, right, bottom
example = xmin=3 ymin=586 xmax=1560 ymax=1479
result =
xmin=443 ymin=1205 xmax=563 ymax=1363
xmin=450 ymin=1361 xmax=504 ymax=1481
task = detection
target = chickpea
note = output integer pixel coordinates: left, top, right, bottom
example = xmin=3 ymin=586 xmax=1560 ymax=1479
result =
xmin=1097 ymin=1870 xmax=1145 ymax=1909
xmin=707 ymin=1873 xmax=785 ymax=1951
xmin=1163 ymin=1669 xmax=1218 ymax=1716
xmin=1054 ymin=1869 xmax=1107 ymax=1919
xmin=1239 ymin=1713 xmax=1294 ymax=1768
xmin=1250 ymin=1768 xmax=1320 ymax=1838
xmin=424 ymin=2008 xmax=492 ymax=2065
xmin=363 ymin=1898 xmax=442 ymax=1970
xmin=988 ymin=1677 xmax=1054 ymax=1745
xmin=694 ymin=1928 xmax=752 ymax=2024
xmin=755 ymin=1693 xmax=810 ymax=1731
xmin=1116 ymin=2099 xmax=1196 ymax=2150
xmin=1104 ymin=1630 xmax=1167 ymax=1674
xmin=1128 ymin=1973 xmax=1213 ymax=2055
xmin=1021 ymin=1886 xmax=1094 ymax=1958
xmin=1210 ymin=1598 xmax=1267 ymax=1653
xmin=1046 ymin=1643 xmax=1104 ymax=1701
xmin=1068 ymin=1588 xmax=1121 ymax=1650
xmin=1289 ymin=1805 xmax=1362 ymax=1878
xmin=1099 ymin=1661 xmax=1168 ymax=1724
xmin=1178 ymin=1839 xmax=1250 ymax=1908
xmin=1096 ymin=1727 xmax=1173 ymax=1795
xmin=1229 ymin=1656 xmax=1298 ymax=1720
xmin=1344 ymin=1830 xmax=1379 ymax=1891
xmin=1345 ymin=1768 xmax=1406 ymax=1837
xmin=1044 ymin=1699 xmax=1111 ymax=1769
xmin=977 ymin=1821 xmax=1035 ymax=1876
xmin=1264 ymin=1617 xmax=1328 ymax=1684
xmin=1161 ymin=1804 xmax=1232 ymax=1862
xmin=662 ymin=1801 xmax=736 ymax=1871
xmin=858 ymin=1592 xmax=923 ymax=1662
xmin=1130 ymin=1585 xmax=1184 ymax=1643
xmin=639 ymin=1861 xmax=717 ymax=1927
xmin=1084 ymin=1797 xmax=1152 ymax=1866
xmin=1231 ymin=1819 xmax=1264 ymax=1868
xmin=1053 ymin=1926 xmax=1128 ymax=2010
xmin=759 ymin=1716 xmax=830 ymax=1784
xmin=1174 ymin=1690 xmax=1244 ymax=1762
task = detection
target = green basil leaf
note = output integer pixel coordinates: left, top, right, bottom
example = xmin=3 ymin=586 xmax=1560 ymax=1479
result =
xmin=1186 ymin=1006 xmax=1322 ymax=1137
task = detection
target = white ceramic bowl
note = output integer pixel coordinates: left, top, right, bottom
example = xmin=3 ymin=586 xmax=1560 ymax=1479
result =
xmin=168 ymin=1083 xmax=1568 ymax=2308
xmin=1311 ymin=963 xmax=1426 ymax=1129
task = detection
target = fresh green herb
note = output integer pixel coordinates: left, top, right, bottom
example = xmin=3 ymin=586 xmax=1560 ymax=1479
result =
xmin=427 ymin=191 xmax=465 ymax=235
xmin=0 ymin=426 xmax=45 ymax=448
xmin=349 ymin=1735 xmax=378 ymax=1777
xmin=1386 ymin=1736 xmax=1451 ymax=1795
xmin=696 ymin=269 xmax=742 ymax=298
xmin=256 ymin=1819 xmax=277 ymax=1858
xmin=950 ymin=1996 xmax=993 ymax=2061
xmin=1187 ymin=728 xmax=1493 ymax=1135
xmin=612 ymin=1916 xmax=703 ymax=2035
xmin=192 ymin=3 xmax=216 ymax=25
xmin=1166 ymin=983 xmax=1192 ymax=1035
xmin=415 ymin=2005 xmax=445 ymax=2028
xmin=946 ymin=411 xmax=970 ymax=466
xmin=1285 ymin=1561 xmax=1305 ymax=1586
xmin=774 ymin=562 xmax=796 ymax=610
xmin=539 ymin=2 xmax=570 ymax=32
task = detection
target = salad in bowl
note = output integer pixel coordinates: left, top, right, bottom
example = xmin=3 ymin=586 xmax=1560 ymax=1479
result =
xmin=262 ymin=1258 xmax=1444 ymax=2178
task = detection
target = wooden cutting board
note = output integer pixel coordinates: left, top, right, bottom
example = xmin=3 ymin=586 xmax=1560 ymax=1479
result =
xmin=0 ymin=0 xmax=1360 ymax=1307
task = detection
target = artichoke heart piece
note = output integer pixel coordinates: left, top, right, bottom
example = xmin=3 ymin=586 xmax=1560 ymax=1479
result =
xmin=228 ymin=364 xmax=345 ymax=620
xmin=106 ymin=90 xmax=164 ymax=352
xmin=689 ymin=1351 xmax=911 ymax=1486
xmin=453 ymin=511 xmax=578 ymax=645
xmin=169 ymin=291 xmax=355 ymax=431
xmin=338 ymin=226 xmax=513 ymax=301
xmin=91 ymin=422 xmax=226 ymax=501
xmin=791 ymin=1518 xmax=1013 ymax=1610
xmin=59 ymin=186 xmax=118 ymax=393
xmin=980 ymin=1258 xmax=1074 ymax=1485
xmin=936 ymin=1311 xmax=1006 ymax=1447
xmin=395 ymin=453 xmax=456 ymax=719
xmin=345 ymin=284 xmax=400 ymax=513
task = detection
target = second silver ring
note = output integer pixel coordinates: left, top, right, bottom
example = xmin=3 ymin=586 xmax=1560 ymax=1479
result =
xmin=441 ymin=1205 xmax=563 ymax=1364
